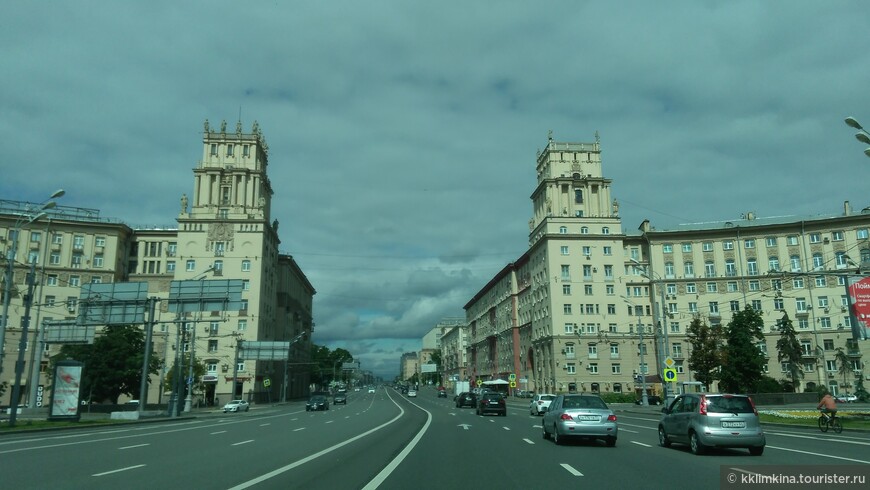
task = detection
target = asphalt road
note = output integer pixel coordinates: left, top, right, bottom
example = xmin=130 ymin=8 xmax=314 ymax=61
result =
xmin=0 ymin=388 xmax=868 ymax=489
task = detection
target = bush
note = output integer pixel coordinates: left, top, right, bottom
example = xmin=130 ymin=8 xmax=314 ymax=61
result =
xmin=598 ymin=392 xmax=637 ymax=404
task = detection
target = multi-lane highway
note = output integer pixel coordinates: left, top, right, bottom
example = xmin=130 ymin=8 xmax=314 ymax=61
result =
xmin=1 ymin=387 xmax=868 ymax=489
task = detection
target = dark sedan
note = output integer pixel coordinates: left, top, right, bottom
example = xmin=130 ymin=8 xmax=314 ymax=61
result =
xmin=333 ymin=393 xmax=347 ymax=405
xmin=306 ymin=395 xmax=329 ymax=411
xmin=455 ymin=392 xmax=477 ymax=408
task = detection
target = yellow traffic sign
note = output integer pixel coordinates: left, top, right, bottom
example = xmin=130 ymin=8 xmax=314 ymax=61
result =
xmin=476 ymin=379 xmax=483 ymax=386
xmin=509 ymin=381 xmax=517 ymax=388
xmin=664 ymin=357 xmax=675 ymax=368
xmin=663 ymin=368 xmax=677 ymax=383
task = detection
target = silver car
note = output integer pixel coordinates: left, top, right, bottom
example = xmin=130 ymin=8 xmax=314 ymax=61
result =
xmin=658 ymin=393 xmax=765 ymax=456
xmin=542 ymin=394 xmax=617 ymax=446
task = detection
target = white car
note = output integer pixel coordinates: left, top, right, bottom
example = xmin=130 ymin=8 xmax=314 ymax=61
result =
xmin=835 ymin=393 xmax=858 ymax=403
xmin=407 ymin=390 xmax=417 ymax=397
xmin=223 ymin=400 xmax=250 ymax=412
xmin=530 ymin=393 xmax=556 ymax=415
xmin=368 ymin=387 xmax=376 ymax=393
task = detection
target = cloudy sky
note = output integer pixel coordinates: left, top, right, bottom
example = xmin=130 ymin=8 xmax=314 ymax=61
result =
xmin=3 ymin=1 xmax=869 ymax=380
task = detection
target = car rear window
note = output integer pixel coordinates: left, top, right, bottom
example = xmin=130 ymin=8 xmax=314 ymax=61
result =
xmin=562 ymin=396 xmax=607 ymax=409
xmin=707 ymin=396 xmax=754 ymax=413
xmin=540 ymin=395 xmax=555 ymax=401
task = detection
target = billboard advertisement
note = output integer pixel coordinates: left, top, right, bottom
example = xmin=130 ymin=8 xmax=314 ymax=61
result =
xmin=49 ymin=361 xmax=83 ymax=421
xmin=846 ymin=275 xmax=870 ymax=341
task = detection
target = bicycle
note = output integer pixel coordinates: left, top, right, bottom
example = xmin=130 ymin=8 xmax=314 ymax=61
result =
xmin=818 ymin=410 xmax=842 ymax=433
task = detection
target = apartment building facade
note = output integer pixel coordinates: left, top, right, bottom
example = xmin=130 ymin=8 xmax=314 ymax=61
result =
xmin=0 ymin=120 xmax=315 ymax=409
xmin=463 ymin=134 xmax=868 ymax=398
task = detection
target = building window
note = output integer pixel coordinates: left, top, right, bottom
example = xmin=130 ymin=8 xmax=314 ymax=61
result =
xmin=664 ymin=262 xmax=675 ymax=277
xmin=582 ymin=246 xmax=591 ymax=256
xmin=684 ymin=262 xmax=694 ymax=277
xmin=747 ymin=259 xmax=758 ymax=275
xmin=186 ymin=260 xmax=196 ymax=271
xmin=765 ymin=237 xmax=777 ymax=247
xmin=727 ymin=281 xmax=738 ymax=292
xmin=208 ymin=340 xmax=218 ymax=353
xmin=744 ymin=239 xmax=755 ymax=249
xmin=239 ymin=300 xmax=248 ymax=313
xmin=560 ymin=246 xmax=569 ymax=256
xmin=858 ymin=229 xmax=869 ymax=240
xmin=73 ymin=235 xmax=85 ymax=250
xmin=564 ymin=304 xmax=572 ymax=314
xmin=93 ymin=255 xmax=104 ymax=267
xmin=787 ymin=235 xmax=799 ymax=246
xmin=167 ymin=261 xmax=176 ymax=272
xmin=237 ymin=362 xmax=245 ymax=372
xmin=210 ymin=144 xmax=218 ymax=156
xmin=702 ymin=241 xmax=713 ymax=252
xmin=682 ymin=243 xmax=692 ymax=252
xmin=561 ymin=265 xmax=570 ymax=280
xmin=52 ymin=233 xmax=63 ymax=244
xmin=71 ymin=254 xmax=83 ymax=268
xmin=809 ymin=233 xmax=821 ymax=244
xmin=226 ymin=143 xmax=234 ymax=157
xmin=670 ymin=323 xmax=681 ymax=333
xmin=588 ymin=363 xmax=598 ymax=374
xmin=685 ymin=283 xmax=696 ymax=294
xmin=566 ymin=363 xmax=576 ymax=374
xmin=706 ymin=282 xmax=717 ymax=293
xmin=30 ymin=231 xmax=42 ymax=242
xmin=243 ymin=144 xmax=250 ymax=157
xmin=723 ymin=240 xmax=734 ymax=250
xmin=95 ymin=237 xmax=106 ymax=247
xmin=748 ymin=280 xmax=760 ymax=291
xmin=709 ymin=302 xmax=719 ymax=314
xmin=603 ymin=246 xmax=612 ymax=256
xmin=47 ymin=274 xmax=58 ymax=286
xmin=725 ymin=260 xmax=736 ymax=277
xmin=559 ymin=226 xmax=567 ymax=234
xmin=704 ymin=261 xmax=715 ymax=277
xmin=241 ymin=260 xmax=251 ymax=272
xmin=238 ymin=319 xmax=247 ymax=331
xmin=604 ymin=265 xmax=613 ymax=279
xmin=663 ymin=244 xmax=673 ymax=253
xmin=730 ymin=300 xmax=741 ymax=312
xmin=835 ymin=252 xmax=848 ymax=268
xmin=69 ymin=275 xmax=80 ymax=287
xmin=564 ymin=323 xmax=574 ymax=334
xmin=768 ymin=257 xmax=779 ymax=272
xmin=580 ymin=226 xmax=589 ymax=234
xmin=574 ymin=189 xmax=583 ymax=203
xmin=602 ymin=227 xmax=610 ymax=235
xmin=562 ymin=284 xmax=571 ymax=295
xmin=832 ymin=231 xmax=844 ymax=241
xmin=584 ymin=285 xmax=593 ymax=295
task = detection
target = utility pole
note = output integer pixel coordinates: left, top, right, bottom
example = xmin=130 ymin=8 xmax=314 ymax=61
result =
xmin=636 ymin=306 xmax=649 ymax=407
xmin=138 ymin=297 xmax=157 ymax=413
xmin=9 ymin=260 xmax=37 ymax=427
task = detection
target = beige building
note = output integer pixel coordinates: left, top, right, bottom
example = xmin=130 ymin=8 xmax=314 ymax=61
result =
xmin=0 ymin=119 xmax=315 ymax=409
xmin=464 ymin=134 xmax=868 ymax=398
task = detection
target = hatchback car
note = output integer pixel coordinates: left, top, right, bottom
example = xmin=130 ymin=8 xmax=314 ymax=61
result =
xmin=368 ymin=387 xmax=376 ymax=394
xmin=306 ymin=395 xmax=330 ymax=411
xmin=437 ymin=390 xmax=447 ymax=398
xmin=658 ymin=393 xmax=765 ymax=456
xmin=636 ymin=395 xmax=662 ymax=406
xmin=542 ymin=394 xmax=617 ymax=446
xmin=529 ymin=393 xmax=556 ymax=415
xmin=455 ymin=392 xmax=476 ymax=408
xmin=333 ymin=393 xmax=347 ymax=405
xmin=223 ymin=400 xmax=250 ymax=413
xmin=407 ymin=390 xmax=417 ymax=397
xmin=476 ymin=392 xmax=507 ymax=416
xmin=835 ymin=393 xmax=858 ymax=403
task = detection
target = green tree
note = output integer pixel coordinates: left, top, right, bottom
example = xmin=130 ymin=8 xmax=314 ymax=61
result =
xmin=307 ymin=344 xmax=354 ymax=388
xmin=163 ymin=353 xmax=206 ymax=397
xmin=686 ymin=317 xmax=723 ymax=390
xmin=834 ymin=347 xmax=851 ymax=392
xmin=55 ymin=325 xmax=160 ymax=403
xmin=719 ymin=306 xmax=767 ymax=393
xmin=775 ymin=313 xmax=803 ymax=392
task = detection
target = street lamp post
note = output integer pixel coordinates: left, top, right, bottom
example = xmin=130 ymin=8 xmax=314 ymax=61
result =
xmin=1 ymin=191 xmax=65 ymax=380
xmin=631 ymin=259 xmax=672 ymax=404
xmin=623 ymin=296 xmax=648 ymax=406
xmin=844 ymin=117 xmax=870 ymax=158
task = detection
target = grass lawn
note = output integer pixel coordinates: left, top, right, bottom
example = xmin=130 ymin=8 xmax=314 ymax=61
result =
xmin=759 ymin=409 xmax=870 ymax=430
xmin=0 ymin=418 xmax=132 ymax=433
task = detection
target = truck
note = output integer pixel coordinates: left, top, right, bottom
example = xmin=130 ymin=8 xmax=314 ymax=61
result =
xmin=454 ymin=381 xmax=470 ymax=396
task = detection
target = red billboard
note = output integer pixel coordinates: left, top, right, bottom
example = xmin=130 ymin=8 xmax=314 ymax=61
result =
xmin=847 ymin=276 xmax=870 ymax=340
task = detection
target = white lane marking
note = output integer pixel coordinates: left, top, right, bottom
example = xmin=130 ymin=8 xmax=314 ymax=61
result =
xmin=363 ymin=392 xmax=433 ymax=490
xmin=631 ymin=441 xmax=652 ymax=447
xmin=618 ymin=422 xmax=657 ymax=431
xmin=119 ymin=443 xmax=149 ymax=450
xmin=232 ymin=440 xmax=254 ymax=446
xmin=532 ymin=425 xmax=542 ymax=429
xmin=211 ymin=431 xmax=227 ymax=435
xmin=765 ymin=431 xmax=870 ymax=446
xmin=345 ymin=416 xmax=350 ymax=419
xmin=293 ymin=428 xmax=305 ymax=432
xmin=230 ymin=389 xmax=416 ymax=490
xmin=620 ymin=428 xmax=639 ymax=434
xmin=325 ymin=421 xmax=334 ymax=424
xmin=502 ymin=427 xmax=511 ymax=431
xmin=93 ymin=464 xmax=146 ymax=476
xmin=767 ymin=445 xmax=870 ymax=464
xmin=560 ymin=463 xmax=584 ymax=476
xmin=291 ymin=418 xmax=298 ymax=421
xmin=259 ymin=423 xmax=270 ymax=427
xmin=523 ymin=438 xmax=535 ymax=445
xmin=459 ymin=424 xmax=471 ymax=430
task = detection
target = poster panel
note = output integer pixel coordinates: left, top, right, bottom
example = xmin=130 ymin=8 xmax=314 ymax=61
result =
xmin=48 ymin=361 xmax=83 ymax=421
xmin=847 ymin=276 xmax=870 ymax=341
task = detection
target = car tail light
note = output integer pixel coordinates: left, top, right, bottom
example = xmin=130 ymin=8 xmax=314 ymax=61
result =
xmin=699 ymin=395 xmax=708 ymax=415
xmin=560 ymin=414 xmax=573 ymax=421
xmin=607 ymin=414 xmax=617 ymax=422
xmin=748 ymin=396 xmax=759 ymax=416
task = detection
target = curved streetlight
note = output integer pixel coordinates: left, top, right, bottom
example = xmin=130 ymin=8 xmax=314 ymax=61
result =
xmin=2 ymin=189 xmax=65 ymax=427
xmin=844 ymin=117 xmax=870 ymax=158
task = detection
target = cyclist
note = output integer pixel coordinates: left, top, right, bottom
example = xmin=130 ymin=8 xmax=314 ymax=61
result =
xmin=817 ymin=390 xmax=838 ymax=418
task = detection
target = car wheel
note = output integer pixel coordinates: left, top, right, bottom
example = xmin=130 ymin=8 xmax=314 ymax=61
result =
xmin=553 ymin=425 xmax=563 ymax=445
xmin=606 ymin=436 xmax=617 ymax=447
xmin=749 ymin=446 xmax=764 ymax=456
xmin=658 ymin=426 xmax=671 ymax=448
xmin=542 ymin=425 xmax=550 ymax=439
xmin=245 ymin=407 xmax=249 ymax=412
xmin=689 ymin=431 xmax=706 ymax=455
